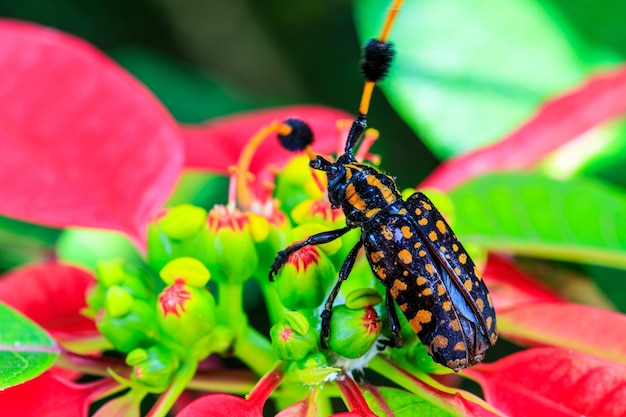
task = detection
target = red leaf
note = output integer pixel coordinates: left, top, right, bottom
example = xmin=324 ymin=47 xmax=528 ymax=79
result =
xmin=0 ymin=263 xmax=97 ymax=336
xmin=275 ymin=400 xmax=309 ymax=417
xmin=497 ymin=301 xmax=626 ymax=365
xmin=422 ymin=65 xmax=626 ymax=191
xmin=177 ymin=394 xmax=262 ymax=417
xmin=483 ymin=255 xmax=563 ymax=312
xmin=0 ymin=371 xmax=112 ymax=417
xmin=467 ymin=347 xmax=626 ymax=417
xmin=0 ymin=20 xmax=183 ymax=242
xmin=181 ymin=105 xmax=352 ymax=175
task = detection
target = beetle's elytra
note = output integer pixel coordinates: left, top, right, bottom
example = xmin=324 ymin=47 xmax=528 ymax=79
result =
xmin=269 ymin=0 xmax=497 ymax=371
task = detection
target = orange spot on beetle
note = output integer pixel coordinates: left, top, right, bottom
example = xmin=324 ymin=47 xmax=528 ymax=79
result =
xmin=436 ymin=220 xmax=446 ymax=234
xmin=459 ymin=253 xmax=468 ymax=264
xmin=437 ymin=284 xmax=446 ymax=295
xmin=418 ymin=218 xmax=428 ymax=226
xmin=428 ymin=231 xmax=438 ymax=242
xmin=415 ymin=309 xmax=432 ymax=324
xmin=398 ymin=249 xmax=412 ymax=264
xmin=430 ymin=335 xmax=448 ymax=351
xmin=454 ymin=341 xmax=466 ymax=351
xmin=390 ymin=279 xmax=408 ymax=298
xmin=370 ymin=251 xmax=384 ymax=263
xmin=401 ymin=226 xmax=413 ymax=239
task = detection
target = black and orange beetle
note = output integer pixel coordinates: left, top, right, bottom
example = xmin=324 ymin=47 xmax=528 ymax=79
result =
xmin=269 ymin=0 xmax=497 ymax=371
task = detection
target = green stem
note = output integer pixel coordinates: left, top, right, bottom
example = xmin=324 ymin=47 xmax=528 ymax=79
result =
xmin=259 ymin=279 xmax=285 ymax=324
xmin=147 ymin=359 xmax=198 ymax=417
xmin=315 ymin=389 xmax=335 ymax=417
xmin=216 ymin=281 xmax=246 ymax=329
xmin=186 ymin=369 xmax=258 ymax=394
xmin=234 ymin=325 xmax=276 ymax=375
xmin=215 ymin=281 xmax=276 ymax=374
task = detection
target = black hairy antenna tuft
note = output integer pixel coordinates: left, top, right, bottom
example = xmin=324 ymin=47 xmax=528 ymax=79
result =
xmin=360 ymin=38 xmax=395 ymax=82
xmin=278 ymin=118 xmax=314 ymax=152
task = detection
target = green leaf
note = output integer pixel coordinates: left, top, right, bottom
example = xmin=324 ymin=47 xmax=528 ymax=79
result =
xmin=364 ymin=387 xmax=461 ymax=417
xmin=449 ymin=173 xmax=626 ymax=269
xmin=354 ymin=0 xmax=617 ymax=158
xmin=0 ymin=302 xmax=59 ymax=390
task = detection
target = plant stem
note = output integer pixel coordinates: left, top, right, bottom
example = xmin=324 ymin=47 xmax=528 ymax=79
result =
xmin=259 ymin=279 xmax=285 ymax=324
xmin=336 ymin=374 xmax=377 ymax=416
xmin=147 ymin=359 xmax=198 ymax=417
xmin=234 ymin=325 xmax=275 ymax=375
xmin=247 ymin=362 xmax=284 ymax=407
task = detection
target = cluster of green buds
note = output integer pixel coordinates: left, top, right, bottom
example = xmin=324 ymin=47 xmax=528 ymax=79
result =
xmin=82 ymin=119 xmax=449 ymax=399
xmin=85 ymin=255 xmax=217 ymax=392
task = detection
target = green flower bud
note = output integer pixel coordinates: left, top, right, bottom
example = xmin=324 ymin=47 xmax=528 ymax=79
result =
xmin=191 ymin=325 xmax=234 ymax=360
xmin=285 ymin=352 xmax=340 ymax=386
xmin=328 ymin=304 xmax=381 ymax=359
xmin=127 ymin=345 xmax=180 ymax=391
xmin=105 ymin=286 xmax=134 ymax=318
xmin=159 ymin=257 xmax=211 ymax=288
xmin=96 ymin=299 xmax=159 ymax=353
xmin=273 ymin=245 xmax=336 ymax=310
xmin=56 ymin=228 xmax=142 ymax=271
xmin=147 ymin=205 xmax=210 ymax=273
xmin=291 ymin=199 xmax=344 ymax=229
xmin=274 ymin=155 xmax=325 ymax=215
xmin=345 ymin=288 xmax=383 ymax=310
xmin=204 ymin=205 xmax=259 ymax=284
xmin=157 ymin=280 xmax=216 ymax=348
xmin=95 ymin=259 xmax=126 ymax=287
xmin=254 ymin=209 xmax=292 ymax=276
xmin=159 ymin=204 xmax=208 ymax=240
xmin=85 ymin=283 xmax=106 ymax=316
xmin=270 ymin=312 xmax=317 ymax=361
xmin=95 ymin=259 xmax=153 ymax=301
xmin=290 ymin=199 xmax=361 ymax=268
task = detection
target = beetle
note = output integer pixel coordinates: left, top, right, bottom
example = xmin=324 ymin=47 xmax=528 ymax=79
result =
xmin=269 ymin=0 xmax=497 ymax=371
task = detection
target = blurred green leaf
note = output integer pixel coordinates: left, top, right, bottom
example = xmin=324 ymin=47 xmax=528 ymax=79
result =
xmin=111 ymin=46 xmax=261 ymax=123
xmin=56 ymin=228 xmax=144 ymax=271
xmin=364 ymin=386 xmax=461 ymax=417
xmin=354 ymin=0 xmax=620 ymax=158
xmin=450 ymin=173 xmax=626 ymax=269
xmin=0 ymin=303 xmax=59 ymax=390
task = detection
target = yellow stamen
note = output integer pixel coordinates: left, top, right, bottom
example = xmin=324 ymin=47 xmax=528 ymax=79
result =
xmin=235 ymin=121 xmax=283 ymax=210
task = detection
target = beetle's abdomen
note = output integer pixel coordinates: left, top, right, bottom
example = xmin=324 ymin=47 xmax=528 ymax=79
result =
xmin=362 ymin=203 xmax=492 ymax=370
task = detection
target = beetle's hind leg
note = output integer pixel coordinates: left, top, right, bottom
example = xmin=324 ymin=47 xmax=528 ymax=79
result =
xmin=377 ymin=289 xmax=403 ymax=350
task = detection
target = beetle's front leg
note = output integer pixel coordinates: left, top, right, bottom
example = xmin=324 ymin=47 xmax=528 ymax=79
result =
xmin=269 ymin=226 xmax=354 ymax=281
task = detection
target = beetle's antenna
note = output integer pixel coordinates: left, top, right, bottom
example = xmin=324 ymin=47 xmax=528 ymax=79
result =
xmin=344 ymin=0 xmax=404 ymax=155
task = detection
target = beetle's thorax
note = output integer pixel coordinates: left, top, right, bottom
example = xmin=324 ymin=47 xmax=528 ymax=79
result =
xmin=312 ymin=154 xmax=400 ymax=226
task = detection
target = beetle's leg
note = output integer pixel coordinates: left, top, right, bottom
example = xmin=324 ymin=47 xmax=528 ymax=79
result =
xmin=384 ymin=288 xmax=403 ymax=348
xmin=320 ymin=240 xmax=363 ymax=349
xmin=269 ymin=226 xmax=354 ymax=281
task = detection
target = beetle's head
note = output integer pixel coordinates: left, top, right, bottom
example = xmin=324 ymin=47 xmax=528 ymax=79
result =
xmin=310 ymin=155 xmax=349 ymax=208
